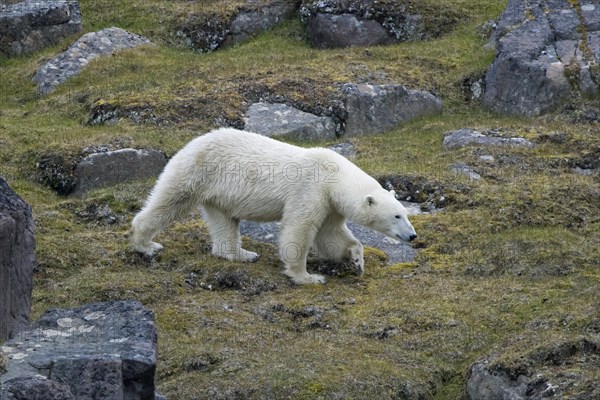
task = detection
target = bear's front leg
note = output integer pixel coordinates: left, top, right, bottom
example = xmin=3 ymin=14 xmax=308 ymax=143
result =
xmin=347 ymin=241 xmax=365 ymax=275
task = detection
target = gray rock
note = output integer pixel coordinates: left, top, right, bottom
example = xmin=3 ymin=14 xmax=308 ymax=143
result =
xmin=34 ymin=27 xmax=153 ymax=95
xmin=343 ymin=84 xmax=442 ymax=137
xmin=483 ymin=0 xmax=600 ymax=116
xmin=0 ymin=177 xmax=35 ymax=342
xmin=175 ymin=0 xmax=299 ymax=52
xmin=240 ymin=201 xmax=421 ymax=264
xmin=71 ymin=148 xmax=167 ymax=196
xmin=328 ymin=143 xmax=355 ymax=158
xmin=450 ymin=163 xmax=481 ymax=181
xmin=300 ymin=1 xmax=427 ymax=48
xmin=225 ymin=0 xmax=299 ymax=46
xmin=0 ymin=377 xmax=75 ymax=400
xmin=467 ymin=362 xmax=528 ymax=400
xmin=0 ymin=300 xmax=158 ymax=400
xmin=306 ymin=13 xmax=394 ymax=48
xmin=442 ymin=129 xmax=535 ymax=149
xmin=244 ymin=102 xmax=337 ymax=141
xmin=0 ymin=0 xmax=82 ymax=57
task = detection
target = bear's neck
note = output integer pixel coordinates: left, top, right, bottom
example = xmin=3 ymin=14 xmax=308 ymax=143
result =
xmin=329 ymin=179 xmax=376 ymax=226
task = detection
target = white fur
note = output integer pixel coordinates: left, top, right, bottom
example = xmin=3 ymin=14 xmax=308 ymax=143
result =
xmin=131 ymin=128 xmax=417 ymax=284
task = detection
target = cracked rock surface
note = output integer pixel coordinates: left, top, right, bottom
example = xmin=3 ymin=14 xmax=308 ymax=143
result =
xmin=0 ymin=0 xmax=82 ymax=57
xmin=483 ymin=0 xmax=600 ymax=116
xmin=34 ymin=27 xmax=152 ymax=95
xmin=0 ymin=301 xmax=161 ymax=400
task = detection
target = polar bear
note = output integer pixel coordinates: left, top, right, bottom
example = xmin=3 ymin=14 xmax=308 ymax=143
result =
xmin=131 ymin=128 xmax=417 ymax=284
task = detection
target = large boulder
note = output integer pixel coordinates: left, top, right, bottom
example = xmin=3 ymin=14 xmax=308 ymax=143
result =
xmin=343 ymin=83 xmax=442 ymax=136
xmin=71 ymin=148 xmax=167 ymax=196
xmin=0 ymin=0 xmax=82 ymax=57
xmin=482 ymin=0 xmax=600 ymax=116
xmin=244 ymin=102 xmax=337 ymax=141
xmin=34 ymin=27 xmax=153 ymax=95
xmin=0 ymin=177 xmax=35 ymax=342
xmin=0 ymin=300 xmax=161 ymax=400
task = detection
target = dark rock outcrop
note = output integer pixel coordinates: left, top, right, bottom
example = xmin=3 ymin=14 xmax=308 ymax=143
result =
xmin=71 ymin=148 xmax=167 ymax=196
xmin=305 ymin=13 xmax=396 ymax=48
xmin=0 ymin=300 xmax=162 ymax=400
xmin=35 ymin=147 xmax=167 ymax=196
xmin=300 ymin=0 xmax=461 ymax=48
xmin=225 ymin=0 xmax=300 ymax=46
xmin=483 ymin=0 xmax=600 ymax=116
xmin=244 ymin=102 xmax=337 ymax=141
xmin=34 ymin=27 xmax=153 ymax=95
xmin=0 ymin=177 xmax=35 ymax=342
xmin=0 ymin=0 xmax=82 ymax=57
xmin=175 ymin=0 xmax=299 ymax=53
xmin=442 ymin=128 xmax=535 ymax=149
xmin=343 ymin=83 xmax=442 ymax=136
xmin=467 ymin=338 xmax=600 ymax=399
xmin=467 ymin=362 xmax=528 ymax=399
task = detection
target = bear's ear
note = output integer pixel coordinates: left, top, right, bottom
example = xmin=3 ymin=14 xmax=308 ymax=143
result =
xmin=365 ymin=195 xmax=375 ymax=206
xmin=389 ymin=189 xmax=396 ymax=197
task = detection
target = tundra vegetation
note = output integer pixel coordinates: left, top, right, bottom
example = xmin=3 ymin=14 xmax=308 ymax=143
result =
xmin=0 ymin=0 xmax=599 ymax=398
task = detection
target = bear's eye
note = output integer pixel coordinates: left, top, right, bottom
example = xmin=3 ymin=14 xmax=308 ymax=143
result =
xmin=395 ymin=215 xmax=401 ymax=219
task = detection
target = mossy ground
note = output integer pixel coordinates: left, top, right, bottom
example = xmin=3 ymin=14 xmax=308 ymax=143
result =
xmin=1 ymin=0 xmax=599 ymax=398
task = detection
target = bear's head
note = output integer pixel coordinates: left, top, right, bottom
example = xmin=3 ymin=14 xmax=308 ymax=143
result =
xmin=364 ymin=189 xmax=417 ymax=242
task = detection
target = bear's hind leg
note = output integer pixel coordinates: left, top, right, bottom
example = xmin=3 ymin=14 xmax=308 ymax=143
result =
xmin=280 ymin=210 xmax=327 ymax=285
xmin=131 ymin=190 xmax=199 ymax=257
xmin=202 ymin=205 xmax=259 ymax=262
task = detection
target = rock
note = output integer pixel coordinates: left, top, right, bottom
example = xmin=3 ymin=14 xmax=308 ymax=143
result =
xmin=306 ymin=13 xmax=394 ymax=48
xmin=0 ymin=377 xmax=75 ymax=400
xmin=0 ymin=177 xmax=35 ymax=342
xmin=482 ymin=0 xmax=600 ymax=116
xmin=175 ymin=0 xmax=299 ymax=53
xmin=467 ymin=338 xmax=600 ymax=399
xmin=450 ymin=163 xmax=481 ymax=181
xmin=34 ymin=27 xmax=153 ymax=95
xmin=0 ymin=300 xmax=161 ymax=400
xmin=343 ymin=84 xmax=442 ymax=137
xmin=71 ymin=148 xmax=167 ymax=196
xmin=300 ymin=0 xmax=431 ymax=48
xmin=442 ymin=128 xmax=535 ymax=149
xmin=240 ymin=201 xmax=421 ymax=264
xmin=244 ymin=102 xmax=337 ymax=141
xmin=466 ymin=362 xmax=528 ymax=400
xmin=328 ymin=143 xmax=355 ymax=158
xmin=0 ymin=0 xmax=82 ymax=57
xmin=225 ymin=0 xmax=300 ymax=46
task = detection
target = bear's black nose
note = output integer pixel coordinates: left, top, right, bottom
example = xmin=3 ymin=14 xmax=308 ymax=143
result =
xmin=409 ymin=234 xmax=417 ymax=242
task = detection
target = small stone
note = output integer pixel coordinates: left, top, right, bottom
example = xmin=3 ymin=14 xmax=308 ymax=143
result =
xmin=328 ymin=143 xmax=356 ymax=158
xmin=450 ymin=163 xmax=481 ymax=181
xmin=443 ymin=129 xmax=535 ymax=149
